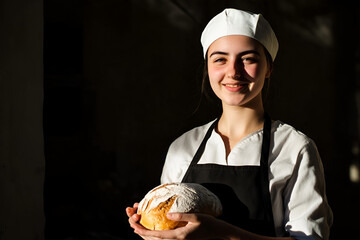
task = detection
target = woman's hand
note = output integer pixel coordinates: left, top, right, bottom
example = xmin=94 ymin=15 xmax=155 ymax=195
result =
xmin=126 ymin=205 xmax=296 ymax=240
xmin=126 ymin=203 xmax=152 ymax=240
xmin=126 ymin=205 xmax=223 ymax=240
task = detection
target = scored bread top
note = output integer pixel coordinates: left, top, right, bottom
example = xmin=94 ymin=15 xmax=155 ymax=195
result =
xmin=137 ymin=183 xmax=222 ymax=216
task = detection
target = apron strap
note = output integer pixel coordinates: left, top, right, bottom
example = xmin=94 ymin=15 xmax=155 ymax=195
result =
xmin=260 ymin=113 xmax=275 ymax=226
xmin=260 ymin=112 xmax=271 ymax=166
xmin=181 ymin=118 xmax=219 ymax=182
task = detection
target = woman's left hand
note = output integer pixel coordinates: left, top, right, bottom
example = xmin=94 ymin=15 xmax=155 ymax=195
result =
xmin=130 ymin=212 xmax=223 ymax=240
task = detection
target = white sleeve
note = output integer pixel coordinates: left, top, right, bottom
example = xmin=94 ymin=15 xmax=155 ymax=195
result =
xmin=160 ymin=123 xmax=210 ymax=184
xmin=160 ymin=136 xmax=196 ymax=184
xmin=160 ymin=142 xmax=189 ymax=184
xmin=283 ymin=140 xmax=333 ymax=240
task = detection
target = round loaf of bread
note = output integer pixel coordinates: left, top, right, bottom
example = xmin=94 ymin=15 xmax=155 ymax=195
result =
xmin=137 ymin=183 xmax=222 ymax=230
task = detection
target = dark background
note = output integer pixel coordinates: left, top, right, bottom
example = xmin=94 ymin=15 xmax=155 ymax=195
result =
xmin=1 ymin=0 xmax=360 ymax=239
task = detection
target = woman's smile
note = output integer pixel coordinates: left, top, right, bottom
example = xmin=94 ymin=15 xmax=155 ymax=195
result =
xmin=223 ymin=82 xmax=249 ymax=92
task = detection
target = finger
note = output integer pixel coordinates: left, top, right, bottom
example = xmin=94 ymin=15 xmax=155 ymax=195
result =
xmin=135 ymin=227 xmax=182 ymax=240
xmin=125 ymin=207 xmax=134 ymax=217
xmin=126 ymin=207 xmax=139 ymax=218
xmin=134 ymin=230 xmax=164 ymax=240
xmin=126 ymin=202 xmax=139 ymax=217
xmin=129 ymin=213 xmax=141 ymax=225
xmin=131 ymin=220 xmax=162 ymax=238
xmin=166 ymin=212 xmax=198 ymax=223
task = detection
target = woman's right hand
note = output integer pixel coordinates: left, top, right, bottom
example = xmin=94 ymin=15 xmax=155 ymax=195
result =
xmin=126 ymin=202 xmax=142 ymax=232
xmin=126 ymin=203 xmax=159 ymax=240
xmin=125 ymin=202 xmax=139 ymax=221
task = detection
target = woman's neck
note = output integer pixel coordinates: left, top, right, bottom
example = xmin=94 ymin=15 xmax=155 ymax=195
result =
xmin=216 ymin=105 xmax=265 ymax=158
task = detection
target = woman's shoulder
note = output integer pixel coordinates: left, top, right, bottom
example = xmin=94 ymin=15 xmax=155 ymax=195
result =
xmin=273 ymin=120 xmax=312 ymax=140
xmin=161 ymin=119 xmax=218 ymax=183
xmin=171 ymin=119 xmax=216 ymax=146
xmin=272 ymin=120 xmax=318 ymax=152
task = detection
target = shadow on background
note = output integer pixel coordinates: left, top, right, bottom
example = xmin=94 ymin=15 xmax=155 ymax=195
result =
xmin=42 ymin=0 xmax=360 ymax=239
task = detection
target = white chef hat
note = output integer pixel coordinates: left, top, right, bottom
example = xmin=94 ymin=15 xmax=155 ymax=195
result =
xmin=201 ymin=8 xmax=279 ymax=61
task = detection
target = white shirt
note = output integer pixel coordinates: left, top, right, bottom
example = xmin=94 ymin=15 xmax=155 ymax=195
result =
xmin=161 ymin=119 xmax=333 ymax=240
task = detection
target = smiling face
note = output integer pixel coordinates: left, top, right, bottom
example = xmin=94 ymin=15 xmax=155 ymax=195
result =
xmin=207 ymin=35 xmax=272 ymax=109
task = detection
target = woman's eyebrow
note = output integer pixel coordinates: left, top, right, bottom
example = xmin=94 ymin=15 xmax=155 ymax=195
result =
xmin=240 ymin=50 xmax=260 ymax=56
xmin=209 ymin=51 xmax=228 ymax=57
xmin=209 ymin=50 xmax=260 ymax=58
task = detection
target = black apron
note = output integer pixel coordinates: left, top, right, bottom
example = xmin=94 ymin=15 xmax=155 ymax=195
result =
xmin=181 ymin=113 xmax=276 ymax=237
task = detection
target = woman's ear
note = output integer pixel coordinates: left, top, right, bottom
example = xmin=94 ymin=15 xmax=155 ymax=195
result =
xmin=263 ymin=47 xmax=273 ymax=79
xmin=265 ymin=62 xmax=273 ymax=79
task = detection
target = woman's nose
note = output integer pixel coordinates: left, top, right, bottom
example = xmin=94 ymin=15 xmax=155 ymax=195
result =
xmin=227 ymin=61 xmax=242 ymax=79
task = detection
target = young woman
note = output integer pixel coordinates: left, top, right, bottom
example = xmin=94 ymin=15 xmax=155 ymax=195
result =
xmin=126 ymin=8 xmax=333 ymax=240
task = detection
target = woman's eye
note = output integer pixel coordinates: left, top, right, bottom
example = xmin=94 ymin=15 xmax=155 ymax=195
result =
xmin=214 ymin=58 xmax=226 ymax=63
xmin=242 ymin=57 xmax=257 ymax=64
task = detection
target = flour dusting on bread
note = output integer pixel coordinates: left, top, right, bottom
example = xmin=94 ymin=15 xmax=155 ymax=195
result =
xmin=137 ymin=183 xmax=222 ymax=230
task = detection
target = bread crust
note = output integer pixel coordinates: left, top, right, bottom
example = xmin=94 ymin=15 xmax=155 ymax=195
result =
xmin=137 ymin=183 xmax=222 ymax=230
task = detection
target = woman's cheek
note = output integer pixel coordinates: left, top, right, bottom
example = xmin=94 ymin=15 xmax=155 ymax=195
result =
xmin=209 ymin=67 xmax=225 ymax=80
xmin=244 ymin=66 xmax=257 ymax=78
